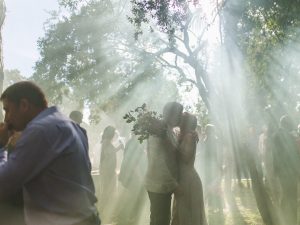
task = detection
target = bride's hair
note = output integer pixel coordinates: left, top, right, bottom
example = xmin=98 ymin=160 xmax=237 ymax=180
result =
xmin=181 ymin=112 xmax=197 ymax=131
xmin=101 ymin=126 xmax=116 ymax=143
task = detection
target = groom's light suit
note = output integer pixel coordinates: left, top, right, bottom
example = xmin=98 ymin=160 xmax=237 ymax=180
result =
xmin=145 ymin=127 xmax=179 ymax=225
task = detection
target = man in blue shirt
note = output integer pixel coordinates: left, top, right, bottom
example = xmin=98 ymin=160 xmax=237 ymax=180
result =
xmin=0 ymin=81 xmax=100 ymax=225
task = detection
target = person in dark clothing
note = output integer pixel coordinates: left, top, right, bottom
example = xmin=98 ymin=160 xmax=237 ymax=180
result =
xmin=69 ymin=110 xmax=92 ymax=170
xmin=272 ymin=115 xmax=300 ymax=225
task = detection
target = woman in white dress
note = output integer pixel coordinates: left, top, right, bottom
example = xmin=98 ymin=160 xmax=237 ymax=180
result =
xmin=99 ymin=126 xmax=123 ymax=223
xmin=172 ymin=112 xmax=207 ymax=225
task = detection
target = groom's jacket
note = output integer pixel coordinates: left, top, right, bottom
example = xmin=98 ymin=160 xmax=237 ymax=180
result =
xmin=144 ymin=127 xmax=179 ymax=193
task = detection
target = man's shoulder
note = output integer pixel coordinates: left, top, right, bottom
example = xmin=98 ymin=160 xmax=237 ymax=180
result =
xmin=79 ymin=126 xmax=87 ymax=135
xmin=28 ymin=110 xmax=69 ymax=134
xmin=38 ymin=108 xmax=67 ymax=124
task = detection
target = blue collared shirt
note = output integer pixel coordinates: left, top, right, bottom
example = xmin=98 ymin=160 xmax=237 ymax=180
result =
xmin=0 ymin=107 xmax=98 ymax=225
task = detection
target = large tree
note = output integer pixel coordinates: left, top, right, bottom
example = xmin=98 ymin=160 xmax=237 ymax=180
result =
xmin=221 ymin=1 xmax=300 ymax=224
xmin=32 ymin=0 xmax=179 ymax=123
xmin=0 ymin=0 xmax=5 ymax=121
xmin=128 ymin=1 xmax=300 ymax=224
xmin=128 ymin=0 xmax=230 ymax=112
xmin=232 ymin=0 xmax=300 ymax=117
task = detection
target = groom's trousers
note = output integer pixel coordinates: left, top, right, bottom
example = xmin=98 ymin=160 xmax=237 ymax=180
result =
xmin=148 ymin=192 xmax=172 ymax=225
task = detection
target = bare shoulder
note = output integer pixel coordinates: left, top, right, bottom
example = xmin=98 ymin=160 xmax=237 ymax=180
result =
xmin=181 ymin=132 xmax=198 ymax=147
xmin=184 ymin=132 xmax=198 ymax=142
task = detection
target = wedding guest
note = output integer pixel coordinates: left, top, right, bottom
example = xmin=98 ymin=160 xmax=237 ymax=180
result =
xmin=171 ymin=112 xmax=207 ymax=225
xmin=145 ymin=102 xmax=183 ymax=225
xmin=0 ymin=81 xmax=100 ymax=225
xmin=272 ymin=115 xmax=300 ymax=225
xmin=99 ymin=126 xmax=123 ymax=224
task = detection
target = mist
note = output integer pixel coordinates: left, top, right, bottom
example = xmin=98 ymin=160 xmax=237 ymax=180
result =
xmin=2 ymin=0 xmax=300 ymax=225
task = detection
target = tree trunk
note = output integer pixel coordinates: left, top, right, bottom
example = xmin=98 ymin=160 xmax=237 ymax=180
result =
xmin=0 ymin=0 xmax=5 ymax=121
xmin=194 ymin=65 xmax=211 ymax=111
xmin=221 ymin=2 xmax=279 ymax=223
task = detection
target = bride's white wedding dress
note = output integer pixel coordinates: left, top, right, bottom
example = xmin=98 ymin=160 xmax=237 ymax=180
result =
xmin=172 ymin=133 xmax=207 ymax=225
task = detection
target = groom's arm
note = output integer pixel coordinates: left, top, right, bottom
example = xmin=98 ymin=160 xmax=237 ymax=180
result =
xmin=145 ymin=137 xmax=179 ymax=193
xmin=146 ymin=118 xmax=167 ymax=137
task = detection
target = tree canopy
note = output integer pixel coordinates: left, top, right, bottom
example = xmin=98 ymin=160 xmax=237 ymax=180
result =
xmin=32 ymin=0 xmax=179 ymax=122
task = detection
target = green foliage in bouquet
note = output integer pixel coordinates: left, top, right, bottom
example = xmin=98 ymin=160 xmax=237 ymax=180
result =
xmin=123 ymin=104 xmax=166 ymax=143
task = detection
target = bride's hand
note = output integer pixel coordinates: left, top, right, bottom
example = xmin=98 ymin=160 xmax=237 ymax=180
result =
xmin=174 ymin=185 xmax=184 ymax=197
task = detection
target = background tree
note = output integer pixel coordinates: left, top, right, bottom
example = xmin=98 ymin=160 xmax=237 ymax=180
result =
xmin=4 ymin=69 xmax=26 ymax=87
xmin=221 ymin=1 xmax=300 ymax=224
xmin=32 ymin=0 xmax=179 ymax=123
xmin=234 ymin=0 xmax=300 ymax=119
xmin=128 ymin=0 xmax=230 ymax=111
xmin=128 ymin=1 xmax=300 ymax=224
xmin=0 ymin=0 xmax=5 ymax=120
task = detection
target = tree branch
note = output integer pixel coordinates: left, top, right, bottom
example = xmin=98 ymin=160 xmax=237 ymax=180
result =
xmin=157 ymin=56 xmax=197 ymax=86
xmin=182 ymin=15 xmax=193 ymax=56
xmin=198 ymin=0 xmax=228 ymax=43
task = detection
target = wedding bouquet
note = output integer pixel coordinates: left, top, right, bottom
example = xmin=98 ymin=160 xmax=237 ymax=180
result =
xmin=123 ymin=104 xmax=166 ymax=143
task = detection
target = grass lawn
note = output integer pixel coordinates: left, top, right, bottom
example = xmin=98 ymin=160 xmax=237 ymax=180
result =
xmin=208 ymin=183 xmax=264 ymax=225
xmin=98 ymin=180 xmax=265 ymax=225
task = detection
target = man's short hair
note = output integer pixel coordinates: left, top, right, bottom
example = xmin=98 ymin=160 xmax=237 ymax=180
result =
xmin=163 ymin=102 xmax=183 ymax=119
xmin=0 ymin=81 xmax=48 ymax=108
xmin=69 ymin=111 xmax=83 ymax=124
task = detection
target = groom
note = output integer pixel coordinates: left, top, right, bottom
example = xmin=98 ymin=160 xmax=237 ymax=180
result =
xmin=145 ymin=102 xmax=183 ymax=225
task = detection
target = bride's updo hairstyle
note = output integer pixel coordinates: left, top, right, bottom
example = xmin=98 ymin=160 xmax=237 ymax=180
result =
xmin=180 ymin=112 xmax=197 ymax=132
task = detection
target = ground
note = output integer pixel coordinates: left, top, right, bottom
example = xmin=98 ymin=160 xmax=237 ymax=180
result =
xmin=95 ymin=178 xmax=265 ymax=225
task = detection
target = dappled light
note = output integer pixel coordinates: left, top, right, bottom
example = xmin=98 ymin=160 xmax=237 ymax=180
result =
xmin=0 ymin=0 xmax=300 ymax=225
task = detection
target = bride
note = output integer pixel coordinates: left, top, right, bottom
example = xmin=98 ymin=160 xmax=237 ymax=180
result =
xmin=172 ymin=112 xmax=207 ymax=225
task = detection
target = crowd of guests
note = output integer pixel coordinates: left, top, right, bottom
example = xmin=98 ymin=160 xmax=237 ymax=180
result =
xmin=97 ymin=109 xmax=300 ymax=225
xmin=98 ymin=127 xmax=147 ymax=225
xmin=0 ymin=81 xmax=299 ymax=225
xmin=97 ymin=103 xmax=208 ymax=225
xmin=197 ymin=115 xmax=300 ymax=225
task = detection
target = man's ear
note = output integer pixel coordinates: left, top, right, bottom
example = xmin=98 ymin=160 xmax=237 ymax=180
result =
xmin=19 ymin=98 xmax=30 ymax=112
